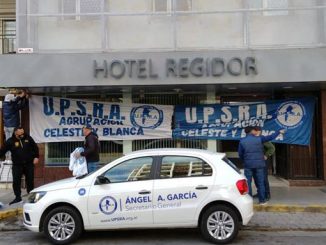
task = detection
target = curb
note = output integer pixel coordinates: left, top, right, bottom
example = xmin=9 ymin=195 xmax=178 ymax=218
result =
xmin=254 ymin=204 xmax=326 ymax=213
xmin=0 ymin=208 xmax=23 ymax=220
xmin=1 ymin=204 xmax=326 ymax=221
xmin=244 ymin=226 xmax=326 ymax=232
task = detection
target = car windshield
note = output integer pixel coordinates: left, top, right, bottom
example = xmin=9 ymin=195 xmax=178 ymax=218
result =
xmin=75 ymin=163 xmax=108 ymax=179
xmin=222 ymin=157 xmax=241 ymax=174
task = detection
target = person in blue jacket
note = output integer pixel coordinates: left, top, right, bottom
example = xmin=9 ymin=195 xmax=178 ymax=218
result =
xmin=3 ymin=90 xmax=29 ymax=140
xmin=238 ymin=126 xmax=285 ymax=205
xmin=2 ymin=90 xmax=29 ymax=161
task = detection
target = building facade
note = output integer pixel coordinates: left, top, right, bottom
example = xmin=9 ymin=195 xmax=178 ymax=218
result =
xmin=1 ymin=0 xmax=326 ymax=186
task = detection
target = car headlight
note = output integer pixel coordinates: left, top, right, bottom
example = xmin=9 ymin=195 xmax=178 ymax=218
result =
xmin=27 ymin=191 xmax=47 ymax=203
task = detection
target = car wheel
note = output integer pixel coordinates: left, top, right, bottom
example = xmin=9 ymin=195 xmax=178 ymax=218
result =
xmin=200 ymin=205 xmax=239 ymax=244
xmin=43 ymin=206 xmax=83 ymax=245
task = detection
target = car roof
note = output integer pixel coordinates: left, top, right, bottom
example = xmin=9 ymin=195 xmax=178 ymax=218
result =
xmin=124 ymin=148 xmax=226 ymax=159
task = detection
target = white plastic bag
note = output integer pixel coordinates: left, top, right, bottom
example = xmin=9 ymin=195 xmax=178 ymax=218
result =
xmin=69 ymin=147 xmax=88 ymax=177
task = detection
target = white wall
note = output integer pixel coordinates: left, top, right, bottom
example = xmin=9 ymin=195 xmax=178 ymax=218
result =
xmin=20 ymin=0 xmax=323 ymax=51
xmin=36 ymin=0 xmax=102 ymax=50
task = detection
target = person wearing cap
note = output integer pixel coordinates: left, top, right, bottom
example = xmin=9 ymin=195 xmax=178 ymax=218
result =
xmin=75 ymin=124 xmax=100 ymax=173
xmin=238 ymin=126 xmax=285 ymax=205
xmin=0 ymin=127 xmax=39 ymax=205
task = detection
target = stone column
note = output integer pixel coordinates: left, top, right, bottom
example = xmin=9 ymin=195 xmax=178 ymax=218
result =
xmin=0 ymin=101 xmax=3 ymax=148
xmin=206 ymin=86 xmax=221 ymax=152
xmin=321 ymin=91 xmax=326 ymax=181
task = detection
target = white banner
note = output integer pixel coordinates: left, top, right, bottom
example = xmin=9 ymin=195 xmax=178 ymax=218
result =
xmin=30 ymin=96 xmax=174 ymax=143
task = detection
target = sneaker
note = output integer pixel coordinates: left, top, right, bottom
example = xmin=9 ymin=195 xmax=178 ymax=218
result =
xmin=9 ymin=198 xmax=22 ymax=205
xmin=259 ymin=201 xmax=268 ymax=206
xmin=252 ymin=194 xmax=258 ymax=198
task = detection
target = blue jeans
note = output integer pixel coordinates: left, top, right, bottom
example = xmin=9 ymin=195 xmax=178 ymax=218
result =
xmin=4 ymin=127 xmax=14 ymax=160
xmin=244 ymin=168 xmax=266 ymax=203
xmin=87 ymin=162 xmax=99 ymax=173
xmin=264 ymin=165 xmax=270 ymax=199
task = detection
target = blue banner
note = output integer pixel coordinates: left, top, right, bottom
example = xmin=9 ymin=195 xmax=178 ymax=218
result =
xmin=173 ymin=97 xmax=316 ymax=145
xmin=30 ymin=96 xmax=174 ymax=143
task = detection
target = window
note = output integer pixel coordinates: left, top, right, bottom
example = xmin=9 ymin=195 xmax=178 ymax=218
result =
xmin=160 ymin=156 xmax=212 ymax=178
xmin=250 ymin=0 xmax=289 ymax=16
xmin=1 ymin=20 xmax=16 ymax=54
xmin=60 ymin=0 xmax=102 ymax=20
xmin=46 ymin=141 xmax=122 ymax=166
xmin=153 ymin=0 xmax=192 ymax=12
xmin=104 ymin=157 xmax=153 ymax=183
xmin=222 ymin=157 xmax=241 ymax=174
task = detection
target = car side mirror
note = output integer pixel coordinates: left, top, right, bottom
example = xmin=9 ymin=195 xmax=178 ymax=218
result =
xmin=95 ymin=175 xmax=111 ymax=185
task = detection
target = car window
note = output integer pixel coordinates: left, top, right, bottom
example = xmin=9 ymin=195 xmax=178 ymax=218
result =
xmin=160 ymin=156 xmax=212 ymax=178
xmin=222 ymin=157 xmax=241 ymax=174
xmin=104 ymin=157 xmax=153 ymax=183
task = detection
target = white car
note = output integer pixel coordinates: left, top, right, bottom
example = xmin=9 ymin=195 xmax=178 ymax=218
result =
xmin=23 ymin=149 xmax=253 ymax=244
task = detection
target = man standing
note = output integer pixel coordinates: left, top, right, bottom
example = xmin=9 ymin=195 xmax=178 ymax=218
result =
xmin=238 ymin=126 xmax=285 ymax=205
xmin=0 ymin=127 xmax=39 ymax=205
xmin=76 ymin=125 xmax=100 ymax=173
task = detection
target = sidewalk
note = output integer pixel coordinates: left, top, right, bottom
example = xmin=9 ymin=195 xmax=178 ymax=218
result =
xmin=0 ymin=187 xmax=26 ymax=220
xmin=0 ymin=176 xmax=326 ymax=231
xmin=253 ymin=175 xmax=326 ymax=213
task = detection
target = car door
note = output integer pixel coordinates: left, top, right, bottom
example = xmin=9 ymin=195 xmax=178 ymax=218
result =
xmin=87 ymin=156 xmax=155 ymax=228
xmin=153 ymin=155 xmax=214 ymax=225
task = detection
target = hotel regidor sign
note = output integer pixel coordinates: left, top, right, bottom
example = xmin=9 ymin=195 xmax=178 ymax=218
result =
xmin=93 ymin=57 xmax=257 ymax=79
xmin=4 ymin=48 xmax=326 ymax=87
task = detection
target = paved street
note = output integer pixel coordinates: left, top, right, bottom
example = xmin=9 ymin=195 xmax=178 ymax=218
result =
xmin=0 ymin=229 xmax=325 ymax=245
xmin=1 ymin=211 xmax=326 ymax=244
xmin=3 ymin=211 xmax=326 ymax=232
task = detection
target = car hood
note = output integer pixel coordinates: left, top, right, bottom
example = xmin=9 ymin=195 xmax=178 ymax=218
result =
xmin=32 ymin=177 xmax=80 ymax=192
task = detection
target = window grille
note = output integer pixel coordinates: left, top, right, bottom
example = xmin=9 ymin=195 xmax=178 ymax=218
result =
xmin=263 ymin=0 xmax=288 ymax=16
xmin=46 ymin=140 xmax=123 ymax=166
xmin=132 ymin=92 xmax=207 ymax=151
xmin=0 ymin=20 xmax=16 ymax=54
xmin=250 ymin=0 xmax=289 ymax=16
xmin=60 ymin=0 xmax=102 ymax=20
xmin=153 ymin=0 xmax=192 ymax=12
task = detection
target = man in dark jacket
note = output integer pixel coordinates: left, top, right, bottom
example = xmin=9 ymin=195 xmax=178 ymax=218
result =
xmin=238 ymin=126 xmax=285 ymax=205
xmin=75 ymin=124 xmax=100 ymax=173
xmin=0 ymin=127 xmax=39 ymax=205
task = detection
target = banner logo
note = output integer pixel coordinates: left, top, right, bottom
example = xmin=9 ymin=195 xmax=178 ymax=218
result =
xmin=99 ymin=196 xmax=118 ymax=215
xmin=130 ymin=105 xmax=163 ymax=129
xmin=276 ymin=101 xmax=305 ymax=129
